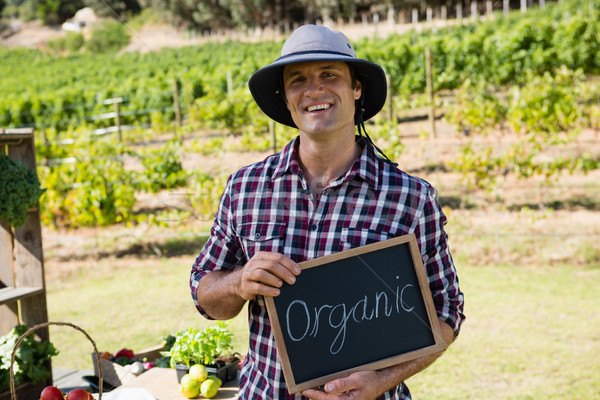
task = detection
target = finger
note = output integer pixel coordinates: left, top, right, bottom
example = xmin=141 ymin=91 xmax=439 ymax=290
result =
xmin=254 ymin=251 xmax=301 ymax=275
xmin=250 ymin=252 xmax=301 ymax=284
xmin=300 ymin=388 xmax=330 ymax=399
xmin=240 ymin=279 xmax=281 ymax=299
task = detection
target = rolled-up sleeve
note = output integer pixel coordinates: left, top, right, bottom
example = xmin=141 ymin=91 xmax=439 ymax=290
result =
xmin=190 ymin=175 xmax=242 ymax=319
xmin=416 ymin=184 xmax=465 ymax=337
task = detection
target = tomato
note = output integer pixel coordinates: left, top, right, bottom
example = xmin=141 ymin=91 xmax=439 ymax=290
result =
xmin=66 ymin=388 xmax=91 ymax=400
xmin=40 ymin=386 xmax=64 ymax=400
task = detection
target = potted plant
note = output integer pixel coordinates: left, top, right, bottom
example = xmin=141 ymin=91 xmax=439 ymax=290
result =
xmin=164 ymin=322 xmax=241 ymax=383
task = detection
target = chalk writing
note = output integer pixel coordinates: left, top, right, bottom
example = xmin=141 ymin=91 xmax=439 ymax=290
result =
xmin=285 ymin=278 xmax=416 ymax=355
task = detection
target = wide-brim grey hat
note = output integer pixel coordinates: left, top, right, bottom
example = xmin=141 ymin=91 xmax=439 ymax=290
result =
xmin=248 ymin=24 xmax=387 ymax=128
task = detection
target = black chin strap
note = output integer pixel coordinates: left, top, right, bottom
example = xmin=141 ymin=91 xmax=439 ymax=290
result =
xmin=356 ymin=97 xmax=398 ymax=167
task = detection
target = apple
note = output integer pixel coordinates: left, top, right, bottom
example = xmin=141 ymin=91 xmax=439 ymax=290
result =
xmin=66 ymin=388 xmax=91 ymax=400
xmin=40 ymin=386 xmax=64 ymax=400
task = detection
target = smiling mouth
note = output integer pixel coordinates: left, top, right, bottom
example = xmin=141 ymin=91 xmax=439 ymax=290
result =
xmin=306 ymin=104 xmax=331 ymax=112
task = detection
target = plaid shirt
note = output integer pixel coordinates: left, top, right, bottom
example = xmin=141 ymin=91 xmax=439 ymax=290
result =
xmin=191 ymin=136 xmax=465 ymax=399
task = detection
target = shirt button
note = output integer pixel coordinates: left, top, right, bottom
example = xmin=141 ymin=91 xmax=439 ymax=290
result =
xmin=310 ymin=224 xmax=318 ymax=231
xmin=254 ymin=232 xmax=261 ymax=239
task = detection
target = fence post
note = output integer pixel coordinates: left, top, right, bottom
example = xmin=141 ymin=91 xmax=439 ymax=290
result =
xmin=103 ymin=97 xmax=124 ymax=156
xmin=471 ymin=1 xmax=478 ymax=20
xmin=521 ymin=0 xmax=527 ymax=13
xmin=270 ymin=120 xmax=277 ymax=154
xmin=227 ymin=70 xmax=233 ymax=98
xmin=425 ymin=47 xmax=436 ymax=138
xmin=503 ymin=0 xmax=510 ymax=16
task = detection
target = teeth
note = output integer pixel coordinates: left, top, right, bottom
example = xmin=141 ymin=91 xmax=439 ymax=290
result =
xmin=307 ymin=104 xmax=330 ymax=112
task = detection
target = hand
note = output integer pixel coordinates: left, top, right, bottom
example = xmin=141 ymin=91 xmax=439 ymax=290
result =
xmin=238 ymin=251 xmax=301 ymax=301
xmin=301 ymin=371 xmax=383 ymax=400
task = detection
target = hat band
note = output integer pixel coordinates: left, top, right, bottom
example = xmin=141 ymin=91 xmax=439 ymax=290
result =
xmin=276 ymin=49 xmax=355 ymax=62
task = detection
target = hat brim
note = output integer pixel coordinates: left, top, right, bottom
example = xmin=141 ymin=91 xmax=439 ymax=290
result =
xmin=249 ymin=52 xmax=387 ymax=128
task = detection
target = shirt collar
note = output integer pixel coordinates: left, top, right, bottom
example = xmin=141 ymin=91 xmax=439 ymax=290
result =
xmin=271 ymin=135 xmax=381 ymax=189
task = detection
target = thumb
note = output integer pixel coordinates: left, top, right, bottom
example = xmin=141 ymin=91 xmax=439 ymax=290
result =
xmin=324 ymin=379 xmax=349 ymax=394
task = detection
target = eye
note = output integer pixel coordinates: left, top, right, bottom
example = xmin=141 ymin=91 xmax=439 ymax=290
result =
xmin=286 ymin=76 xmax=305 ymax=86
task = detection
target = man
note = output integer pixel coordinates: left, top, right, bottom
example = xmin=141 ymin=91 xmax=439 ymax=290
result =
xmin=190 ymin=24 xmax=465 ymax=399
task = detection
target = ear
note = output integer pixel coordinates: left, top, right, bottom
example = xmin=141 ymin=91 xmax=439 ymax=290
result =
xmin=353 ymin=80 xmax=363 ymax=101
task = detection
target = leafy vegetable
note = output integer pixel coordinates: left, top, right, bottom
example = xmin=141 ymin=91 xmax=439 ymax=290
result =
xmin=0 ymin=154 xmax=45 ymax=227
xmin=0 ymin=325 xmax=58 ymax=392
xmin=166 ymin=322 xmax=234 ymax=368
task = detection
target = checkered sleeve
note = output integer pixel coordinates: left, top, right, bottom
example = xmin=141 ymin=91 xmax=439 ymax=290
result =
xmin=416 ymin=181 xmax=465 ymax=337
xmin=190 ymin=174 xmax=243 ymax=319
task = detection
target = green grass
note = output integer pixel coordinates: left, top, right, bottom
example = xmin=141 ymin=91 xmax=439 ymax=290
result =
xmin=408 ymin=264 xmax=600 ymax=400
xmin=46 ymin=255 xmax=249 ymax=371
xmin=46 ymin=254 xmax=600 ymax=399
xmin=40 ymin=224 xmax=599 ymax=394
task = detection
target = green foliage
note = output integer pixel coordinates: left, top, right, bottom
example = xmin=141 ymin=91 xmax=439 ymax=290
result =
xmin=507 ymin=66 xmax=583 ymax=137
xmin=39 ymin=139 xmax=136 ymax=228
xmin=167 ymin=322 xmax=234 ymax=367
xmin=0 ymin=325 xmax=58 ymax=392
xmin=86 ymin=20 xmax=131 ymax=53
xmin=36 ymin=0 xmax=84 ymax=25
xmin=136 ymin=141 xmax=188 ymax=193
xmin=46 ymin=31 xmax=85 ymax=54
xmin=84 ymin=0 xmax=141 ymax=18
xmin=188 ymin=172 xmax=229 ymax=222
xmin=0 ymin=154 xmax=45 ymax=227
xmin=446 ymin=79 xmax=507 ymax=135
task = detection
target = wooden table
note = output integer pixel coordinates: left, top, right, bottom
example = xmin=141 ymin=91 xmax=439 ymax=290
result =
xmin=114 ymin=368 xmax=239 ymax=400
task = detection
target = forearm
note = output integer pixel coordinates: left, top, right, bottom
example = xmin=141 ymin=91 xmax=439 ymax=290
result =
xmin=194 ymin=268 xmax=246 ymax=320
xmin=376 ymin=320 xmax=455 ymax=392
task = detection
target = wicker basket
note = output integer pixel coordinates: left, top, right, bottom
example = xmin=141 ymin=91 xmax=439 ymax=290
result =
xmin=8 ymin=321 xmax=103 ymax=400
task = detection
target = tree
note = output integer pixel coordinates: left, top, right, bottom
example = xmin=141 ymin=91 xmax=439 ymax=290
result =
xmin=84 ymin=0 xmax=142 ymax=19
xmin=36 ymin=0 xmax=85 ymax=25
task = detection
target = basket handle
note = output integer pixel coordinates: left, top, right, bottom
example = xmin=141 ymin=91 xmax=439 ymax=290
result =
xmin=9 ymin=321 xmax=103 ymax=400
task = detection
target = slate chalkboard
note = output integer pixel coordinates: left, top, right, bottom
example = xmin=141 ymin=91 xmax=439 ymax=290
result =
xmin=264 ymin=233 xmax=446 ymax=393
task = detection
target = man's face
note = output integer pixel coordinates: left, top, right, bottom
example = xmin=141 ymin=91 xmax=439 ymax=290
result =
xmin=282 ymin=60 xmax=362 ymax=138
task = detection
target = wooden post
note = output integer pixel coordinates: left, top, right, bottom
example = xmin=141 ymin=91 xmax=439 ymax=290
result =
xmin=114 ymin=102 xmax=122 ymax=145
xmin=471 ymin=1 xmax=478 ymax=20
xmin=457 ymin=4 xmax=463 ymax=22
xmin=0 ymin=218 xmax=18 ymax=335
xmin=441 ymin=5 xmax=447 ymax=22
xmin=173 ymin=79 xmax=182 ymax=128
xmin=504 ymin=0 xmax=510 ymax=16
xmin=227 ymin=70 xmax=233 ymax=98
xmin=539 ymin=0 xmax=545 ymax=9
xmin=521 ymin=0 xmax=527 ymax=13
xmin=104 ymin=97 xmax=124 ymax=147
xmin=386 ymin=73 xmax=395 ymax=141
xmin=7 ymin=135 xmax=49 ymax=342
xmin=486 ymin=1 xmax=493 ymax=16
xmin=425 ymin=47 xmax=436 ymax=138
xmin=269 ymin=120 xmax=277 ymax=154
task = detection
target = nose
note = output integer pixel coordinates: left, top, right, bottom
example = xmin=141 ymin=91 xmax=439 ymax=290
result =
xmin=304 ymin=76 xmax=323 ymax=97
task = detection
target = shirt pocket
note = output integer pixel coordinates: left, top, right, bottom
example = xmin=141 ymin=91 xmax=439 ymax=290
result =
xmin=237 ymin=221 xmax=287 ymax=260
xmin=340 ymin=228 xmax=393 ymax=251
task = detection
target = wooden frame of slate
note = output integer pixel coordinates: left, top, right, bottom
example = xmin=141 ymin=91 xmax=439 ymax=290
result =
xmin=264 ymin=233 xmax=446 ymax=394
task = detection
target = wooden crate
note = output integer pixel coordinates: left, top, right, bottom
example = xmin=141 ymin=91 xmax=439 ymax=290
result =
xmin=92 ymin=345 xmax=167 ymax=388
xmin=0 ymin=129 xmax=52 ymax=398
